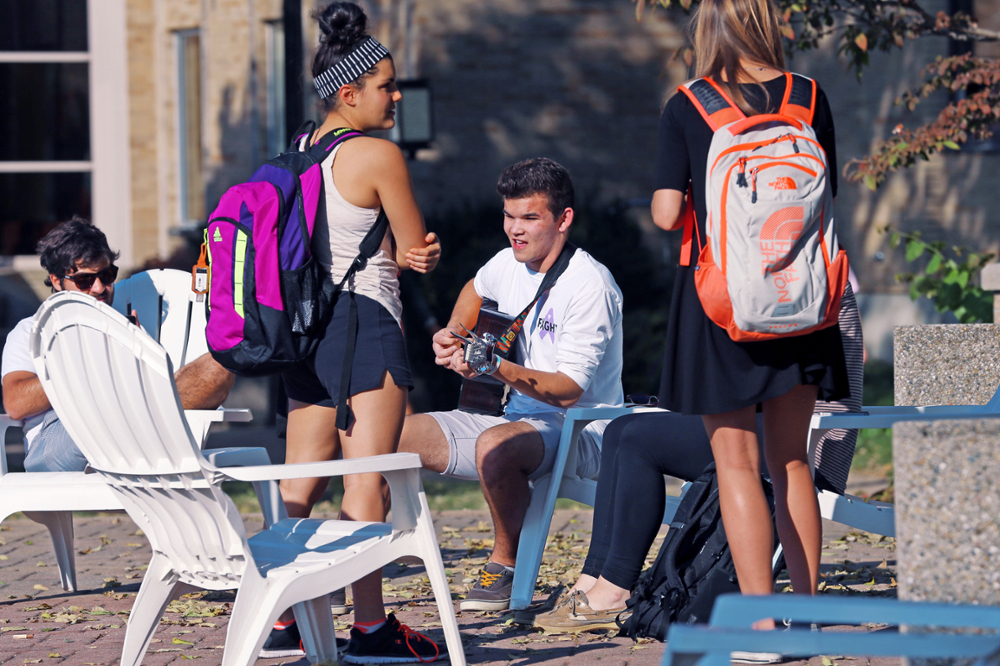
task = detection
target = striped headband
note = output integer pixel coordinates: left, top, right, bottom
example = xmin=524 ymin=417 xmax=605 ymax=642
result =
xmin=313 ymin=37 xmax=391 ymax=100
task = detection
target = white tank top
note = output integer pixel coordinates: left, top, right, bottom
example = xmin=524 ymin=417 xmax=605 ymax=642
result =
xmin=311 ymin=142 xmax=403 ymax=326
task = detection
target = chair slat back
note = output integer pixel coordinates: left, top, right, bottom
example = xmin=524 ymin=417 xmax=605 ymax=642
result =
xmin=113 ymin=269 xmax=208 ymax=368
xmin=112 ymin=477 xmax=247 ymax=584
xmin=34 ymin=296 xmax=199 ymax=474
xmin=31 ymin=293 xmax=249 ymax=586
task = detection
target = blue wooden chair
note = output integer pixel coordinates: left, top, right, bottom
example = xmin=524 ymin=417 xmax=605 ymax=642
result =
xmin=664 ymin=593 xmax=1000 ymax=666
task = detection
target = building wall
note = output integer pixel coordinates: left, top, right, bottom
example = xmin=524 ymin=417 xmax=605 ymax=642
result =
xmin=125 ymin=0 xmax=282 ymax=267
xmin=388 ymin=0 xmax=999 ymax=295
xmin=122 ymin=0 xmax=999 ymax=339
xmin=401 ymin=0 xmax=686 ymax=210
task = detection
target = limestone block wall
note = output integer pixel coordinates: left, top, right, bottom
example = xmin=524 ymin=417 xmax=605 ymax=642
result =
xmin=401 ymin=0 xmax=686 ymax=209
xmin=125 ymin=0 xmax=282 ymax=265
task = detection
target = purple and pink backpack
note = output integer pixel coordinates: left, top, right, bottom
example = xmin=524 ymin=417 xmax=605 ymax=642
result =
xmin=205 ymin=124 xmax=389 ymax=377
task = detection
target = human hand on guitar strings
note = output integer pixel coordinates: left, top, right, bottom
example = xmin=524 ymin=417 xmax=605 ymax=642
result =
xmin=432 ymin=326 xmax=464 ymax=367
xmin=450 ymin=325 xmax=501 ymax=377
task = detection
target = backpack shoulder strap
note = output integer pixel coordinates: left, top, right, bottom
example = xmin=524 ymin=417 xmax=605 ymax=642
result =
xmin=779 ymin=73 xmax=816 ymax=125
xmin=678 ymin=78 xmax=746 ymax=132
xmin=287 ymin=120 xmax=317 ymax=152
xmin=305 ymin=126 xmax=367 ymax=160
xmin=678 ymin=185 xmax=701 ymax=268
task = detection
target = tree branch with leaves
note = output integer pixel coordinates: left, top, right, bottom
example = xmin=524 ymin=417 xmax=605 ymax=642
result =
xmin=634 ymin=0 xmax=999 ymax=189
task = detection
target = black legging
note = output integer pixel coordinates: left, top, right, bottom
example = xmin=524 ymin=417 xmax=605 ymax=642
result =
xmin=579 ymin=412 xmax=715 ymax=589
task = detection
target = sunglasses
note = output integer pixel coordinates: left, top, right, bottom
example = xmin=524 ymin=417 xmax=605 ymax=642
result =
xmin=60 ymin=265 xmax=119 ymax=290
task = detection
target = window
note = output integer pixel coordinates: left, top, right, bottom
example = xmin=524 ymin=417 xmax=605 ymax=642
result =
xmin=0 ymin=0 xmax=91 ymax=255
xmin=266 ymin=20 xmax=287 ymax=158
xmin=0 ymin=0 xmax=131 ymax=263
xmin=177 ymin=29 xmax=204 ymax=226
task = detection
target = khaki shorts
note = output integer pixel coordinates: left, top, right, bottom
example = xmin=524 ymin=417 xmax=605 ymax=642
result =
xmin=426 ymin=410 xmax=604 ymax=482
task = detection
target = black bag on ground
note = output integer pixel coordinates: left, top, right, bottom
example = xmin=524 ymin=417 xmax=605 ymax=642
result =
xmin=616 ymin=461 xmax=780 ymax=641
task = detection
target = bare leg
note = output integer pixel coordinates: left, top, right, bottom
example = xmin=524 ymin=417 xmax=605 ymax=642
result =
xmin=282 ymin=400 xmax=341 ymax=516
xmin=174 ymin=353 xmax=235 ymax=410
xmin=275 ymin=400 xmax=342 ymax=624
xmin=570 ymin=574 xmax=598 ymax=594
xmin=398 ymin=414 xmax=452 ymax=473
xmin=474 ymin=422 xmax=544 ymax=567
xmin=278 ymin=372 xmax=408 ymax=624
xmin=337 ymin=371 xmax=408 ymax=624
xmin=762 ymin=384 xmax=821 ymax=596
xmin=703 ymin=405 xmax=775 ymax=597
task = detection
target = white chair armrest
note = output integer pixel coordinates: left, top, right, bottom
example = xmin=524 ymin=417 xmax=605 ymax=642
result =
xmin=204 ymin=446 xmax=272 ymax=468
xmin=0 ymin=414 xmax=24 ymax=433
xmin=186 ymin=408 xmax=253 ymax=423
xmin=209 ymin=452 xmax=423 ymax=482
xmin=185 ymin=408 xmax=253 ymax=449
xmin=205 ymin=446 xmax=288 ymax=527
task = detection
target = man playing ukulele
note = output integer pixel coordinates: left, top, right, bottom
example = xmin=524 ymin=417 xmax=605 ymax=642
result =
xmin=399 ymin=158 xmax=624 ymax=611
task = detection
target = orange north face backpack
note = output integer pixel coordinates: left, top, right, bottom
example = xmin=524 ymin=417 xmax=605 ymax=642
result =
xmin=678 ymin=73 xmax=848 ymax=342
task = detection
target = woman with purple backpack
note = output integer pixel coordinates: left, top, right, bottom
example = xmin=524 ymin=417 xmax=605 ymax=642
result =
xmin=261 ymin=3 xmax=445 ymax=662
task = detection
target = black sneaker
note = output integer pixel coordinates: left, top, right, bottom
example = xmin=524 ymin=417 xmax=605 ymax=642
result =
xmin=343 ymin=613 xmax=446 ymax=664
xmin=459 ymin=561 xmax=514 ymax=611
xmin=259 ymin=620 xmax=350 ymax=659
xmin=259 ymin=621 xmax=305 ymax=659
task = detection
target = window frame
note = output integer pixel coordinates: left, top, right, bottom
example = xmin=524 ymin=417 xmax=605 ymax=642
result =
xmin=0 ymin=0 xmax=132 ymax=265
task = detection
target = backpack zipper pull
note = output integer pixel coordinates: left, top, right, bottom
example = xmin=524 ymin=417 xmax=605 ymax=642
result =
xmin=791 ymin=135 xmax=800 ymax=152
xmin=736 ymin=157 xmax=748 ymax=187
xmin=750 ymin=168 xmax=759 ymax=203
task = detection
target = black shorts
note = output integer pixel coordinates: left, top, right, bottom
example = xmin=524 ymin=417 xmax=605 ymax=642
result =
xmin=282 ymin=292 xmax=413 ymax=407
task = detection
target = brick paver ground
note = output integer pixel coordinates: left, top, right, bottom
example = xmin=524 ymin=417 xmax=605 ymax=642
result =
xmin=0 ymin=506 xmax=901 ymax=666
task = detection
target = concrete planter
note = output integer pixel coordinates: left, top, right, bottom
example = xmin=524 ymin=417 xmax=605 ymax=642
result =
xmin=892 ymin=324 xmax=1000 ymax=606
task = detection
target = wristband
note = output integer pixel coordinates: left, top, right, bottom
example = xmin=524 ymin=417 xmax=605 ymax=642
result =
xmin=483 ymin=355 xmax=501 ymax=376
xmin=463 ymin=332 xmax=499 ymax=377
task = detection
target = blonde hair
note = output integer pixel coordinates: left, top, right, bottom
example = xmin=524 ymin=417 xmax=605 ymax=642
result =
xmin=691 ymin=0 xmax=786 ymax=115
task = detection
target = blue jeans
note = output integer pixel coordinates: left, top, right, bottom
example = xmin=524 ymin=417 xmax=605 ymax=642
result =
xmin=22 ymin=411 xmax=88 ymax=473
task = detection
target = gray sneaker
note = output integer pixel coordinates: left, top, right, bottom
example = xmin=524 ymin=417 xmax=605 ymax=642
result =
xmin=459 ymin=561 xmax=514 ymax=612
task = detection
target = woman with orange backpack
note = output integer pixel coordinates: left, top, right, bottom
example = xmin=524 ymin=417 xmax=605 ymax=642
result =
xmin=653 ymin=0 xmax=849 ymax=629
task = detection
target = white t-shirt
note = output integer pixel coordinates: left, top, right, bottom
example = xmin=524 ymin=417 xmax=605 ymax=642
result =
xmin=474 ymin=247 xmax=624 ymax=415
xmin=1 ymin=316 xmax=49 ymax=449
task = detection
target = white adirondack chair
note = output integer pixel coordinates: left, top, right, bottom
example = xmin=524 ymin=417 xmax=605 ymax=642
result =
xmin=0 ymin=268 xmax=250 ymax=592
xmin=30 ymin=292 xmax=465 ymax=666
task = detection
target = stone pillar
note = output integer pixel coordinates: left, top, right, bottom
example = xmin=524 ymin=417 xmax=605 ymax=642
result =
xmin=892 ymin=325 xmax=1000 ymax=606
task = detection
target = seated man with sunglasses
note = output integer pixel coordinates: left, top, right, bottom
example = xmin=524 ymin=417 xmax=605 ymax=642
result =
xmin=1 ymin=216 xmax=234 ymax=472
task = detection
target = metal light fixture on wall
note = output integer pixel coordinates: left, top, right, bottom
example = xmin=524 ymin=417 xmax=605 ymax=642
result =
xmin=390 ymin=79 xmax=434 ymax=158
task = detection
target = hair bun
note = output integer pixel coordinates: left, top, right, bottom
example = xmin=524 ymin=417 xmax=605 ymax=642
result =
xmin=315 ymin=2 xmax=368 ymax=52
